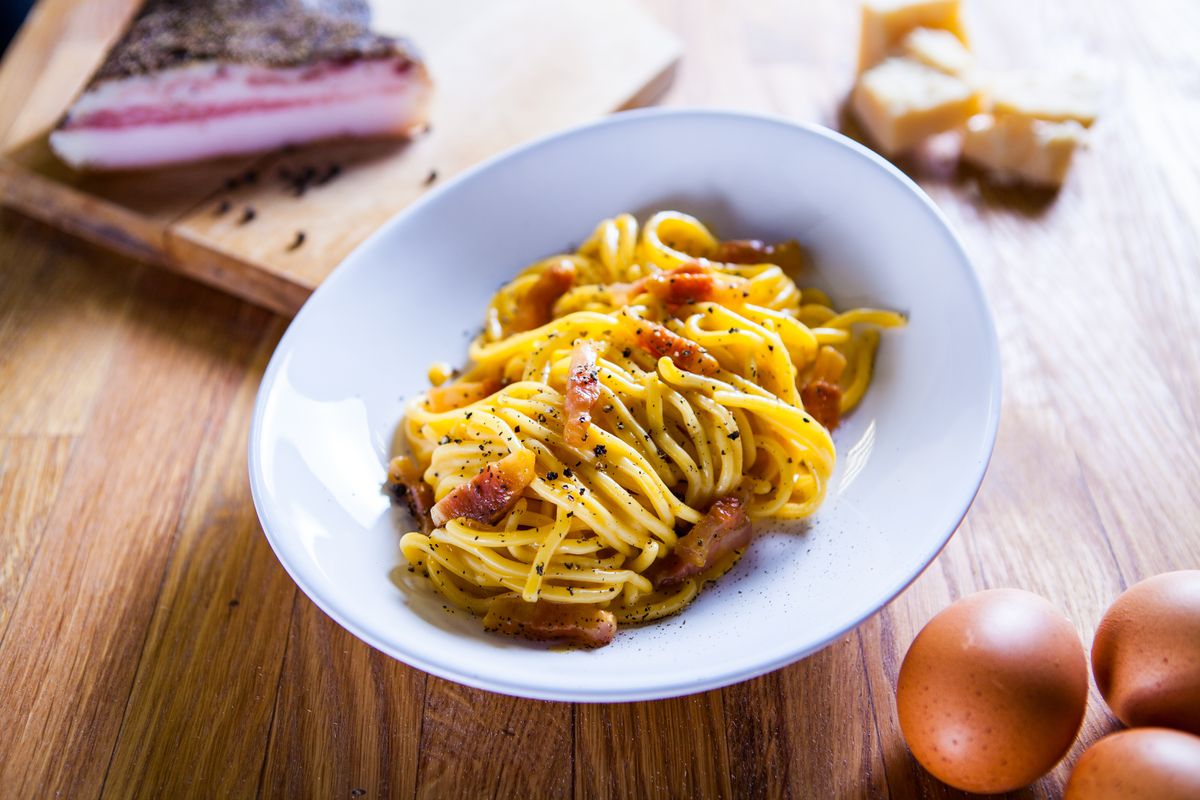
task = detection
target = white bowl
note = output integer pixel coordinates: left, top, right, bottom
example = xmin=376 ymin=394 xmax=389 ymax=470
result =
xmin=249 ymin=108 xmax=1000 ymax=702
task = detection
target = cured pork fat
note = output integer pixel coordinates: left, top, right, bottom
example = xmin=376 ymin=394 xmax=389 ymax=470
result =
xmin=50 ymin=0 xmax=432 ymax=170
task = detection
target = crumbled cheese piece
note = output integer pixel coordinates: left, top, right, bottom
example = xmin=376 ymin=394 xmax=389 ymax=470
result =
xmin=962 ymin=114 xmax=1085 ymax=187
xmin=852 ymin=57 xmax=983 ymax=155
xmin=427 ymin=361 xmax=455 ymax=386
xmin=985 ymin=70 xmax=1102 ymax=127
xmin=898 ymin=27 xmax=974 ymax=76
xmin=859 ymin=0 xmax=968 ymax=72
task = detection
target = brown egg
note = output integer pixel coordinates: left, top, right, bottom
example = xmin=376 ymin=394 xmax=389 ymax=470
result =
xmin=896 ymin=589 xmax=1089 ymax=794
xmin=1064 ymin=728 xmax=1200 ymax=800
xmin=1092 ymin=570 xmax=1200 ymax=735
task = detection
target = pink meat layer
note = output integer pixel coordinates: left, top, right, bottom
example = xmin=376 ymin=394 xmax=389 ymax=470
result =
xmin=50 ymin=56 xmax=430 ymax=170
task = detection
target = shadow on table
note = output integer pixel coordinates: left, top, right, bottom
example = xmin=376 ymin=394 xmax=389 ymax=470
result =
xmin=0 ymin=207 xmax=283 ymax=381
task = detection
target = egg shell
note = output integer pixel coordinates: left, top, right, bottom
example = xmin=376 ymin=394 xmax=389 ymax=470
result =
xmin=1064 ymin=728 xmax=1200 ymax=800
xmin=1092 ymin=570 xmax=1200 ymax=735
xmin=897 ymin=588 xmax=1089 ymax=794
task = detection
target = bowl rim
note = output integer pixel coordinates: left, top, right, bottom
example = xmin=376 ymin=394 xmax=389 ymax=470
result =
xmin=248 ymin=106 xmax=1002 ymax=702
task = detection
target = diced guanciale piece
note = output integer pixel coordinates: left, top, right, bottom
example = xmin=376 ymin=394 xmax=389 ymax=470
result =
xmin=509 ymin=260 xmax=576 ymax=332
xmin=387 ymin=455 xmax=435 ymax=533
xmin=631 ymin=320 xmax=720 ymax=376
xmin=564 ymin=340 xmax=601 ymax=448
xmin=714 ymin=239 xmax=807 ymax=272
xmin=483 ymin=594 xmax=617 ymax=647
xmin=642 ymin=263 xmax=741 ymax=306
xmin=426 ymin=378 xmax=500 ymax=412
xmin=654 ymin=496 xmax=753 ymax=588
xmin=801 ymin=379 xmax=843 ymax=431
xmin=430 ymin=449 xmax=536 ymax=527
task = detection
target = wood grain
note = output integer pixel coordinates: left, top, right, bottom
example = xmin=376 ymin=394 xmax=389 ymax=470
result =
xmin=415 ymin=681 xmax=572 ymax=799
xmin=0 ymin=213 xmax=136 ymax=435
xmin=259 ymin=595 xmax=427 ymax=799
xmin=0 ymin=263 xmax=272 ymax=796
xmin=0 ymin=0 xmax=1198 ymax=798
xmin=576 ymin=692 xmax=734 ymax=799
xmin=0 ymin=435 xmax=73 ymax=635
xmin=99 ymin=317 xmax=294 ymax=800
xmin=721 ymin=635 xmax=889 ymax=799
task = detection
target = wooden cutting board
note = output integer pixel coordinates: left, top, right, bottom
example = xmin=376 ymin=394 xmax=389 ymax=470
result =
xmin=0 ymin=0 xmax=680 ymax=314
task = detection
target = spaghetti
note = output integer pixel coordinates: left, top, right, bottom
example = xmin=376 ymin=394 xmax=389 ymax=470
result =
xmin=389 ymin=211 xmax=904 ymax=646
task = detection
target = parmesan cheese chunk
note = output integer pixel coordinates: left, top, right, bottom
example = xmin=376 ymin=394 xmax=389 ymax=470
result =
xmin=986 ymin=70 xmax=1102 ymax=127
xmin=898 ymin=27 xmax=974 ymax=76
xmin=852 ymin=57 xmax=983 ymax=156
xmin=859 ymin=0 xmax=968 ymax=72
xmin=962 ymin=114 xmax=1085 ymax=187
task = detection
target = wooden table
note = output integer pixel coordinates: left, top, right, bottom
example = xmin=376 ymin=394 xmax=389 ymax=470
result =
xmin=1 ymin=1 xmax=1197 ymax=797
